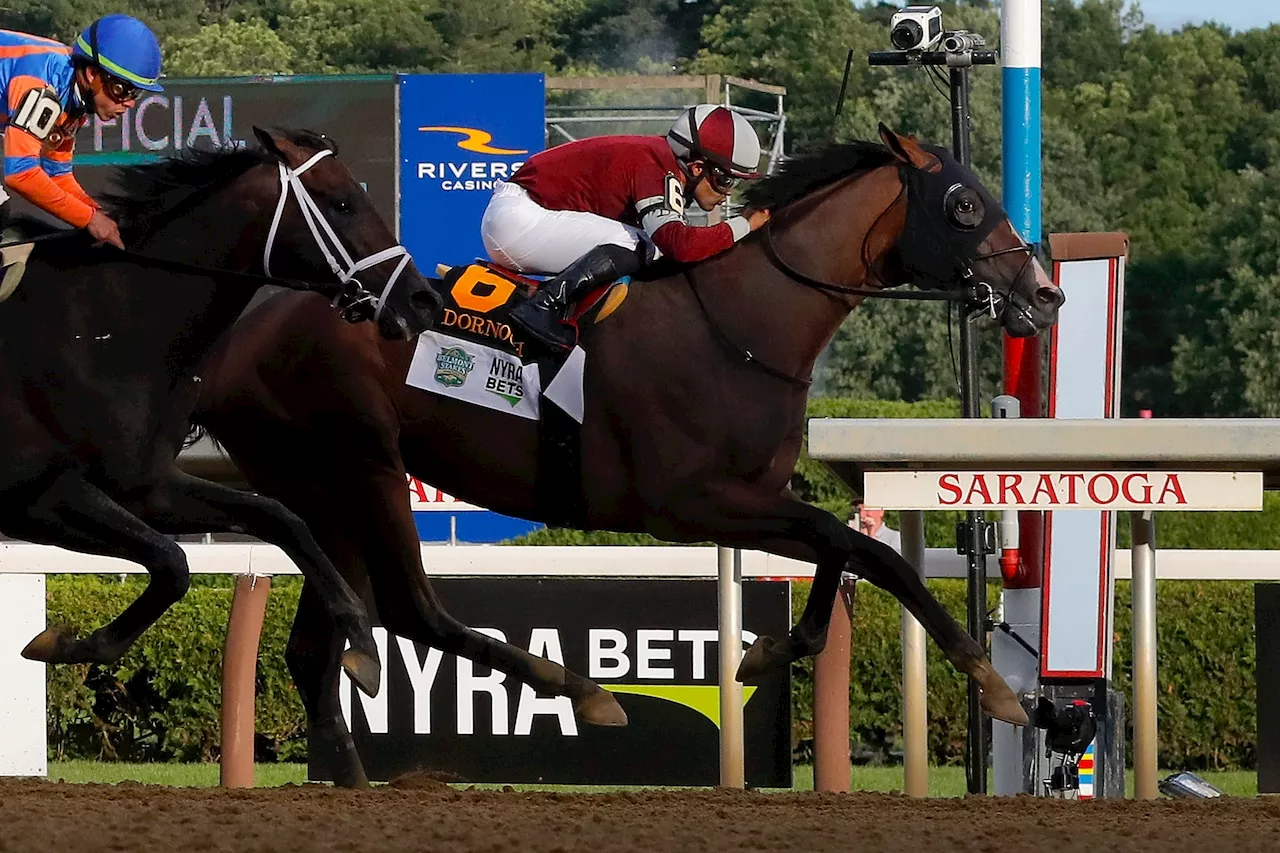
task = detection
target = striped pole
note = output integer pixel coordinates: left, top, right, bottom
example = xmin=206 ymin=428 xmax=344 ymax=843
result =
xmin=1000 ymin=2 xmax=1043 ymax=584
xmin=1002 ymin=0 xmax=1042 ymax=246
xmin=995 ymin=0 xmax=1043 ymax=797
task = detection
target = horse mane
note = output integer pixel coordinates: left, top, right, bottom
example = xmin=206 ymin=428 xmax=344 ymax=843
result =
xmin=101 ymin=129 xmax=337 ymax=233
xmin=740 ymin=140 xmax=898 ymax=210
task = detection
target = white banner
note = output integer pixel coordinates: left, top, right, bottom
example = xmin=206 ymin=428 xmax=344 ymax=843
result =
xmin=406 ymin=477 xmax=484 ymax=512
xmin=864 ymin=470 xmax=1263 ymax=511
xmin=406 ymin=330 xmax=541 ymax=420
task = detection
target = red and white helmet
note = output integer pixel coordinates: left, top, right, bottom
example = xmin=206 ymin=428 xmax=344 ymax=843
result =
xmin=667 ymin=105 xmax=762 ymax=179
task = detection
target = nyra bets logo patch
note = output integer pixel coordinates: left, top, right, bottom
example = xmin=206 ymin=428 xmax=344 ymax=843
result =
xmin=406 ymin=331 xmax=542 ymax=421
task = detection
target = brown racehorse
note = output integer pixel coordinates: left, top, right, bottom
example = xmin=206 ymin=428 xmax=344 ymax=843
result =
xmin=196 ymin=126 xmax=1064 ymax=786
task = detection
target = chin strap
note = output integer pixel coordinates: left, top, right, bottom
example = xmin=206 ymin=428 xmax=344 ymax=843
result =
xmin=262 ymin=148 xmax=412 ymax=323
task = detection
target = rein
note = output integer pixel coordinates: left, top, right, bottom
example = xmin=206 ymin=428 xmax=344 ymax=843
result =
xmin=0 ymin=224 xmax=374 ymax=319
xmin=689 ymin=167 xmax=1036 ymax=388
xmin=3 ymin=148 xmax=412 ymax=321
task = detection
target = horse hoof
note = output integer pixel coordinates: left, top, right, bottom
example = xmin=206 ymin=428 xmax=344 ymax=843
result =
xmin=575 ymin=689 xmax=628 ymax=726
xmin=342 ymin=649 xmax=382 ymax=698
xmin=976 ymin=667 xmax=1030 ymax=726
xmin=21 ymin=627 xmax=80 ymax=664
xmin=736 ymin=636 xmax=790 ymax=685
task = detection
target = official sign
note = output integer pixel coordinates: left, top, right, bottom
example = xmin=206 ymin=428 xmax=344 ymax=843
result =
xmin=397 ymin=73 xmax=545 ymax=269
xmin=865 ymin=469 xmax=1263 ymax=510
xmin=67 ymin=76 xmax=397 ymax=221
xmin=314 ymin=578 xmax=792 ymax=787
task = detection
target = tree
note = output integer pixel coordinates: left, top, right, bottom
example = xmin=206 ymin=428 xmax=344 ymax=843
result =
xmin=275 ymin=0 xmax=445 ymax=73
xmin=1170 ymin=164 xmax=1280 ymax=415
xmin=164 ymin=19 xmax=295 ymax=77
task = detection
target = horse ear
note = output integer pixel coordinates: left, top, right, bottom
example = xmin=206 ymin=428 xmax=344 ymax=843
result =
xmin=253 ymin=127 xmax=287 ymax=163
xmin=878 ymin=123 xmax=941 ymax=172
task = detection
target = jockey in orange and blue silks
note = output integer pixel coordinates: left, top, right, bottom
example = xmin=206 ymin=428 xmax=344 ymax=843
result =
xmin=0 ymin=15 xmax=163 ymax=250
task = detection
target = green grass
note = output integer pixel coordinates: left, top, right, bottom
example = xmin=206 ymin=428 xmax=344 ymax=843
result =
xmin=40 ymin=761 xmax=1260 ymax=797
xmin=46 ymin=761 xmax=308 ymax=788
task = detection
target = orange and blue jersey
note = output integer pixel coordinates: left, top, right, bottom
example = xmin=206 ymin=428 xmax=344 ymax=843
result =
xmin=0 ymin=30 xmax=96 ymax=228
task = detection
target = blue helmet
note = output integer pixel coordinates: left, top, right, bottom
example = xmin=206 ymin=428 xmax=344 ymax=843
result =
xmin=72 ymin=14 xmax=163 ymax=93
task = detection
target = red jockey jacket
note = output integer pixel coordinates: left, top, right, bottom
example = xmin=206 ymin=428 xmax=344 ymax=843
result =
xmin=510 ymin=135 xmax=750 ymax=264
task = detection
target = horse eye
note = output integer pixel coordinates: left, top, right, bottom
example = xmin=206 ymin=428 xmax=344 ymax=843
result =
xmin=333 ymin=198 xmax=354 ymax=216
xmin=944 ymin=187 xmax=984 ymax=230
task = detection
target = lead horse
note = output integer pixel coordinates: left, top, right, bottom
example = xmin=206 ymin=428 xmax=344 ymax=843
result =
xmin=197 ymin=126 xmax=1064 ymax=786
xmin=3 ymin=127 xmax=441 ymax=701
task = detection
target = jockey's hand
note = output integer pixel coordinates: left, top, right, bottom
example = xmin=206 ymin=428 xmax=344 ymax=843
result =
xmin=744 ymin=208 xmax=771 ymax=231
xmin=85 ymin=211 xmax=125 ymax=251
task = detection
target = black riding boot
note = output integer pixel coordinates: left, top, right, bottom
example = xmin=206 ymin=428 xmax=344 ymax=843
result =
xmin=508 ymin=243 xmax=642 ymax=352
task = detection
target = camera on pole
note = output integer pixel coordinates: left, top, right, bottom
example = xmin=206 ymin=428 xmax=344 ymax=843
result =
xmin=889 ymin=6 xmax=943 ymax=52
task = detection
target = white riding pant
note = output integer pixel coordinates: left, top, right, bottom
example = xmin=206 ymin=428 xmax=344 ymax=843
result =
xmin=480 ymin=180 xmax=655 ymax=275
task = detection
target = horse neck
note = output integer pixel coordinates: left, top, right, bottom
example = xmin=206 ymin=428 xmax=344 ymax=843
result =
xmin=134 ymin=178 xmax=266 ymax=273
xmin=697 ymin=167 xmax=906 ymax=382
xmin=124 ymin=172 xmax=285 ymax=375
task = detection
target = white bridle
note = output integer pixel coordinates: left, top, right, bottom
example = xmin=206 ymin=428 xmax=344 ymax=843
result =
xmin=262 ymin=148 xmax=411 ymax=323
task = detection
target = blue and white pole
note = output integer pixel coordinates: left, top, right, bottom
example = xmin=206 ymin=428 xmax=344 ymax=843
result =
xmin=994 ymin=0 xmax=1044 ymax=798
xmin=1001 ymin=0 xmax=1042 ymax=245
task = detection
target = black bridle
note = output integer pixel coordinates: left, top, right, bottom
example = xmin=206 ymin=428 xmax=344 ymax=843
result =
xmin=686 ymin=175 xmax=1038 ymax=388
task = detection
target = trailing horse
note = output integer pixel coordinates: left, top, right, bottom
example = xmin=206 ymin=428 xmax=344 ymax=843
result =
xmin=1 ymin=127 xmax=441 ymax=706
xmin=196 ymin=126 xmax=1064 ymax=786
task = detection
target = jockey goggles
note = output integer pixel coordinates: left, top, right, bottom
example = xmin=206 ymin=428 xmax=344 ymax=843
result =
xmin=100 ymin=73 xmax=141 ymax=104
xmin=705 ymin=164 xmax=740 ymax=194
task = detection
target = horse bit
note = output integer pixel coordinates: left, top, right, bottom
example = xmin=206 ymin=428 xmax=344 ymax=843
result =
xmin=262 ymin=148 xmax=413 ymax=323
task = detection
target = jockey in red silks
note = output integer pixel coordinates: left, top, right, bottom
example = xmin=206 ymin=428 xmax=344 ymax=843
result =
xmin=481 ymin=104 xmax=772 ymax=352
xmin=0 ymin=14 xmax=163 ymax=251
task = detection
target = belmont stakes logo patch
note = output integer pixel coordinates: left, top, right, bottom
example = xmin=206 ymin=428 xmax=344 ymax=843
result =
xmin=434 ymin=346 xmax=475 ymax=388
xmin=406 ymin=330 xmax=542 ymax=421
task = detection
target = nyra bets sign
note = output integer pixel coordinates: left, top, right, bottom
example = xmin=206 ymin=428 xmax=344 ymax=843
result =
xmin=397 ymin=73 xmax=545 ymax=269
xmin=864 ymin=470 xmax=1263 ymax=511
xmin=317 ymin=578 xmax=792 ymax=788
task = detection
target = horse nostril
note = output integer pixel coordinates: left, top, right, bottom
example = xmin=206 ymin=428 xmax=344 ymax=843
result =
xmin=1036 ymin=286 xmax=1065 ymax=309
xmin=411 ymin=289 xmax=441 ymax=313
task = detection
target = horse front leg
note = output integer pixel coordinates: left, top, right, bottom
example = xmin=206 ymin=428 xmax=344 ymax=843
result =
xmin=286 ymin=581 xmax=369 ymax=788
xmin=651 ymin=480 xmax=1028 ymax=726
xmin=140 ymin=470 xmax=381 ymax=699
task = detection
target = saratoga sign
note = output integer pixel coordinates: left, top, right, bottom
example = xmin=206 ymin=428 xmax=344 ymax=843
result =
xmin=863 ymin=470 xmax=1263 ymax=511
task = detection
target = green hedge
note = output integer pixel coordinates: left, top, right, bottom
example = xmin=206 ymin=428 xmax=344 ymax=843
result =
xmin=791 ymin=578 xmax=1258 ymax=770
xmin=46 ymin=575 xmax=304 ymax=762
xmin=47 ymin=574 xmax=1262 ymax=770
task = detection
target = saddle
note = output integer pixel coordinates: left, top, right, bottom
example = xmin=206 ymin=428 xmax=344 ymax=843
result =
xmin=430 ymin=260 xmax=629 ymax=359
xmin=0 ymin=214 xmax=78 ymax=303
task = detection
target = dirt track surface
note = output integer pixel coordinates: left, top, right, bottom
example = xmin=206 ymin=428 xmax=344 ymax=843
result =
xmin=3 ymin=778 xmax=1280 ymax=852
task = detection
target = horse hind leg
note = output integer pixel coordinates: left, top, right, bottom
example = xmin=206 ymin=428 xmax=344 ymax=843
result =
xmin=140 ymin=471 xmax=382 ymax=699
xmin=12 ymin=473 xmax=191 ymax=665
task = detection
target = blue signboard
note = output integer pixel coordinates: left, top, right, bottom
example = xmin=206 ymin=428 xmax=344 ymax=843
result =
xmin=397 ymin=74 xmax=546 ymax=543
xmin=412 ymin=512 xmax=542 ymax=544
xmin=397 ymin=73 xmax=546 ymax=269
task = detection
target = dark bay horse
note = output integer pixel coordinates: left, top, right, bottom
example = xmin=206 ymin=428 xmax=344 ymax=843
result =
xmin=196 ymin=125 xmax=1064 ymax=786
xmin=3 ymin=128 xmax=441 ymax=702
